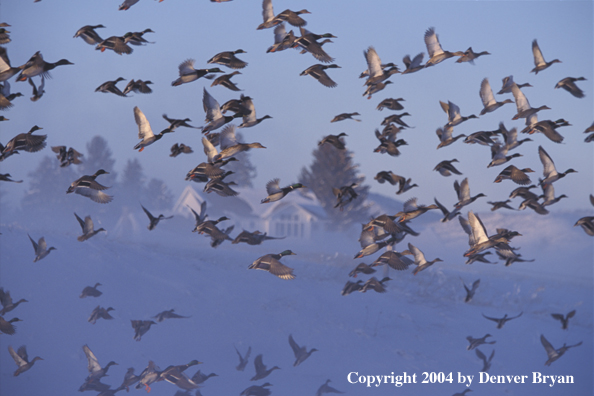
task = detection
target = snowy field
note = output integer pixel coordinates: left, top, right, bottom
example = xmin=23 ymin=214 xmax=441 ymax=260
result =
xmin=0 ymin=208 xmax=592 ymax=396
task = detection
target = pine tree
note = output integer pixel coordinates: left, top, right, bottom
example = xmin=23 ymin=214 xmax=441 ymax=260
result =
xmin=299 ymin=144 xmax=370 ymax=228
xmin=21 ymin=155 xmax=79 ymax=218
xmin=119 ymin=158 xmax=146 ymax=207
xmin=81 ymin=135 xmax=117 ymax=186
xmin=145 ymin=178 xmax=174 ymax=210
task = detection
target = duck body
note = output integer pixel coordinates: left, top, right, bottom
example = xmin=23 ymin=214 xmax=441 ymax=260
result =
xmin=96 ymin=36 xmax=132 ymax=54
xmin=466 ymin=334 xmax=495 ymax=351
xmin=28 ymin=234 xmax=56 ymax=262
xmin=95 ymin=77 xmax=127 ymax=97
xmin=248 ymin=250 xmax=296 ymax=280
xmin=141 ymin=204 xmax=173 ymax=231
xmin=2 ymin=125 xmax=46 ymax=155
xmin=480 ymin=78 xmax=513 ymax=115
xmin=74 ymin=25 xmax=105 ymax=45
xmin=261 ymin=178 xmax=304 ymax=203
xmin=250 ymin=354 xmax=280 ymax=381
xmin=540 ymin=334 xmax=581 ymax=366
xmin=456 ymin=47 xmax=490 ymax=64
xmin=133 ymin=106 xmax=172 ymax=151
xmin=424 ymin=27 xmax=458 ymax=67
xmin=9 ymin=345 xmax=43 ymax=376
xmin=75 ymin=213 xmax=106 ymax=241
xmin=555 ymin=77 xmax=586 ymax=98
xmin=289 ymin=334 xmax=317 ymax=366
xmin=88 ymin=306 xmax=114 ymax=324
xmin=80 ymin=283 xmax=102 ymax=298
xmin=131 ymin=320 xmax=156 ymax=341
xmin=123 ymin=79 xmax=153 ymax=95
xmin=67 ymin=169 xmax=113 ymax=203
xmin=0 ymin=289 xmax=28 ymax=315
xmin=172 ymin=59 xmax=222 ymax=86
xmin=531 ymin=39 xmax=561 ymax=74
xmin=300 ymin=64 xmax=340 ymax=87
xmin=208 ymin=49 xmax=248 ymax=69
xmin=319 ymin=133 xmax=347 ymax=150
xmin=16 ymin=51 xmax=73 ymax=81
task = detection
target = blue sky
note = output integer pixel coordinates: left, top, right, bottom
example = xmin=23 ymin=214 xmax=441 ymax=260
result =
xmin=1 ymin=0 xmax=592 ymax=212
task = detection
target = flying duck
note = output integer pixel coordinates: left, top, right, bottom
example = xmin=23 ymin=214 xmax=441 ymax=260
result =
xmin=80 ymin=283 xmax=102 ymax=298
xmin=141 ymin=204 xmax=173 ymax=231
xmin=433 ymin=159 xmax=462 ymax=176
xmin=9 ymin=346 xmax=43 ymax=376
xmin=538 ymin=145 xmax=577 ymax=186
xmin=261 ymin=178 xmax=305 ymax=203
xmin=83 ymin=344 xmax=118 ymax=381
xmin=74 ymin=25 xmax=105 ymax=45
xmin=28 ymin=234 xmax=56 ymax=262
xmin=235 ymin=346 xmax=251 ymax=371
xmin=16 ymin=51 xmax=73 ymax=81
xmin=530 ymin=39 xmax=561 ymax=74
xmin=300 ymin=64 xmax=340 ymax=87
xmin=551 ymin=310 xmax=576 ymax=330
xmin=250 ymin=354 xmax=280 ymax=381
xmin=248 ymin=250 xmax=296 ymax=280
xmin=405 ymin=243 xmax=443 ymax=275
xmin=131 ymin=320 xmax=157 ymax=342
xmin=171 ymin=59 xmax=222 ymax=86
xmin=74 ymin=213 xmax=106 ymax=241
xmin=482 ymin=312 xmax=523 ymax=329
xmin=479 ymin=78 xmax=513 ymax=115
xmin=88 ymin=306 xmax=114 ymax=324
xmin=153 ymin=309 xmax=189 ymax=322
xmin=288 ymin=334 xmax=317 ymax=367
xmin=67 ymin=169 xmax=113 ymax=203
xmin=376 ymin=98 xmax=405 ymax=111
xmin=456 ymin=47 xmax=490 ymax=64
xmin=540 ymin=334 xmax=581 ymax=366
xmin=462 ymin=278 xmax=480 ymax=302
xmin=424 ymin=27 xmax=458 ymax=67
xmin=207 ymin=49 xmax=248 ymax=69
xmin=0 ymin=288 xmax=28 ymax=315
xmin=211 ymin=71 xmax=242 ymax=91
xmin=466 ymin=334 xmax=496 ymax=351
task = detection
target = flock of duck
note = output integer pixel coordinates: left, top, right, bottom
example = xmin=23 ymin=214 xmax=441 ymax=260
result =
xmin=1 ymin=1 xmax=592 ymax=395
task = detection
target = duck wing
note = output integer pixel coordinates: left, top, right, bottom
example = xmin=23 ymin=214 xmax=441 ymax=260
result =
xmin=9 ymin=345 xmax=27 ymax=367
xmin=468 ymin=211 xmax=489 ymax=244
xmin=134 ymin=106 xmax=154 ymax=140
xmin=74 ymin=212 xmax=86 ymax=231
xmin=266 ymin=178 xmax=282 ymax=194
xmin=203 ymin=88 xmax=222 ymax=122
xmin=480 ymin=78 xmax=496 ymax=107
xmin=540 ymin=334 xmax=557 ymax=359
xmin=178 ymin=59 xmax=196 ymax=76
xmin=28 ymin=234 xmax=39 ymax=253
xmin=511 ymin=83 xmax=530 ymax=113
xmin=407 ymin=243 xmax=426 ymax=265
xmin=201 ymin=137 xmax=218 ymax=163
xmin=288 ymin=334 xmax=303 ymax=357
xmin=219 ymin=124 xmax=238 ymax=150
xmin=424 ymin=27 xmax=444 ymax=58
xmin=141 ymin=205 xmax=156 ymax=222
xmin=83 ymin=345 xmax=102 ymax=375
xmin=538 ymin=145 xmax=557 ymax=179
xmin=532 ymin=39 xmax=545 ymax=68
xmin=364 ymin=46 xmax=382 ymax=79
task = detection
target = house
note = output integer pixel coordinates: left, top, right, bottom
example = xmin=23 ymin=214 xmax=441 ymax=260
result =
xmin=171 ymin=185 xmax=326 ymax=239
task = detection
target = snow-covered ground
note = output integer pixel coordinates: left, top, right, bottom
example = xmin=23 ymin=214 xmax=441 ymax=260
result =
xmin=0 ymin=208 xmax=592 ymax=396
